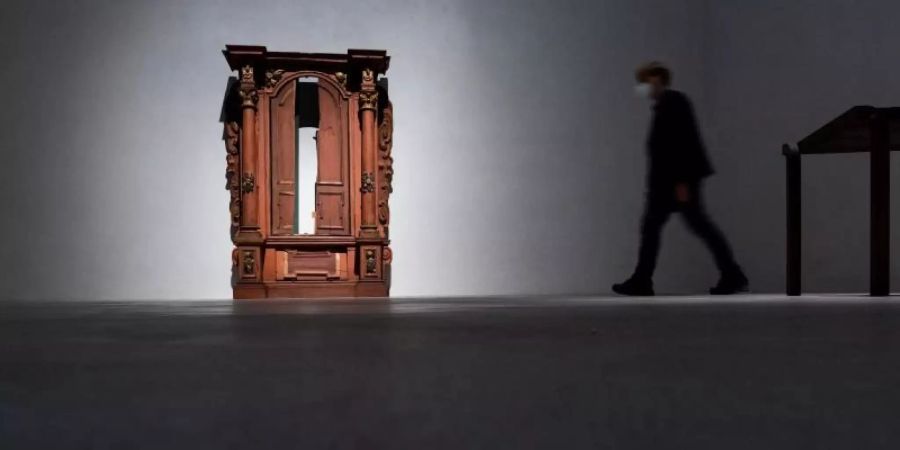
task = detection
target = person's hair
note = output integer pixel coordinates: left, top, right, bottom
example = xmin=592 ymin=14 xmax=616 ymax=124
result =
xmin=635 ymin=61 xmax=672 ymax=86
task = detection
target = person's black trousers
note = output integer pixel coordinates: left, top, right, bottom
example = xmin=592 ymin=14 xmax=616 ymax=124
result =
xmin=633 ymin=180 xmax=740 ymax=281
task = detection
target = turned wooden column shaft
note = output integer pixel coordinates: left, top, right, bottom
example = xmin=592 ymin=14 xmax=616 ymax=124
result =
xmin=359 ymin=69 xmax=379 ymax=236
xmin=239 ymin=65 xmax=259 ymax=229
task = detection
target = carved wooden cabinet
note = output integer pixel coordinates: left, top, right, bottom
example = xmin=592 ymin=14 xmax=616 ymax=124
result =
xmin=221 ymin=46 xmax=393 ymax=299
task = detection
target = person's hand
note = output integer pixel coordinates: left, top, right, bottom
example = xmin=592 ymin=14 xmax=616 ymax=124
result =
xmin=675 ymin=183 xmax=690 ymax=203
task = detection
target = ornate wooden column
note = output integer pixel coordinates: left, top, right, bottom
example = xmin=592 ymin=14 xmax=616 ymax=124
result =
xmin=238 ymin=65 xmax=260 ymax=235
xmin=358 ymin=68 xmax=379 ymax=238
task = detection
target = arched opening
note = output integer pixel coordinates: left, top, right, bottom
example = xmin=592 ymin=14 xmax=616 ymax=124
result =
xmin=270 ymin=73 xmax=349 ymax=237
xmin=294 ymin=77 xmax=319 ymax=234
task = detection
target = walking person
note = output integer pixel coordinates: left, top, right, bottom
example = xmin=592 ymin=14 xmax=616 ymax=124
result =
xmin=613 ymin=62 xmax=748 ymax=296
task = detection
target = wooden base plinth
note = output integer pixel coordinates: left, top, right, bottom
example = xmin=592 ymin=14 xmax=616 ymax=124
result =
xmin=234 ymin=281 xmax=389 ymax=299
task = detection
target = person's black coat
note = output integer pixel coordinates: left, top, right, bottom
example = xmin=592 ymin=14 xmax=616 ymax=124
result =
xmin=646 ymin=89 xmax=714 ymax=186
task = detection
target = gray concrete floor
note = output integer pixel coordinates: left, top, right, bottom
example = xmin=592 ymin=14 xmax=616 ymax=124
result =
xmin=2 ymin=294 xmax=900 ymax=449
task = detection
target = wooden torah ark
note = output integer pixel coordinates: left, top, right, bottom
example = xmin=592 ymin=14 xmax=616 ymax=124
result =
xmin=221 ymin=45 xmax=393 ymax=299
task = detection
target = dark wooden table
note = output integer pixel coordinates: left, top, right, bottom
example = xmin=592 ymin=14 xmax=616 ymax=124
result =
xmin=784 ymin=106 xmax=900 ymax=296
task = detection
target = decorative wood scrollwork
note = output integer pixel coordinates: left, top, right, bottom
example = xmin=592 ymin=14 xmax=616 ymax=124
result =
xmin=378 ymin=103 xmax=394 ymax=226
xmin=334 ymin=72 xmax=347 ymax=88
xmin=225 ymin=121 xmax=241 ymax=235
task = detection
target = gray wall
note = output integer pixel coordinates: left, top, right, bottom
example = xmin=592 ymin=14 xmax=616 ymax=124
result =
xmin=1 ymin=0 xmax=896 ymax=300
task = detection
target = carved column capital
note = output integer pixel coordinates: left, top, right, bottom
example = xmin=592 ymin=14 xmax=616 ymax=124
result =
xmin=358 ymin=67 xmax=379 ymax=111
xmin=359 ymin=91 xmax=379 ymax=112
xmin=239 ymin=65 xmax=259 ymax=108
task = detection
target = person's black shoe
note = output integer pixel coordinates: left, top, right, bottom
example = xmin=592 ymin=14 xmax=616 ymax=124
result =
xmin=612 ymin=277 xmax=655 ymax=296
xmin=709 ymin=271 xmax=749 ymax=295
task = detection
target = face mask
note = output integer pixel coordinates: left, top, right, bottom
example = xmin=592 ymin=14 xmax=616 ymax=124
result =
xmin=634 ymin=83 xmax=653 ymax=99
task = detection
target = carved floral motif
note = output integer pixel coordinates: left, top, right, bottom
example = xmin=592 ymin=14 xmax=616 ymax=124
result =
xmin=241 ymin=172 xmax=255 ymax=194
xmin=265 ymin=69 xmax=285 ymax=89
xmin=361 ymin=172 xmax=375 ymax=193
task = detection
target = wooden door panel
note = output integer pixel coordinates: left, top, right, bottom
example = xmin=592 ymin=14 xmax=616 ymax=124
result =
xmin=316 ymin=188 xmax=345 ymax=231
xmin=317 ymin=124 xmax=341 ymax=181
xmin=276 ymin=190 xmax=295 ymax=232
xmin=315 ymin=84 xmax=349 ymax=234
xmin=270 ymin=81 xmax=297 ymax=234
